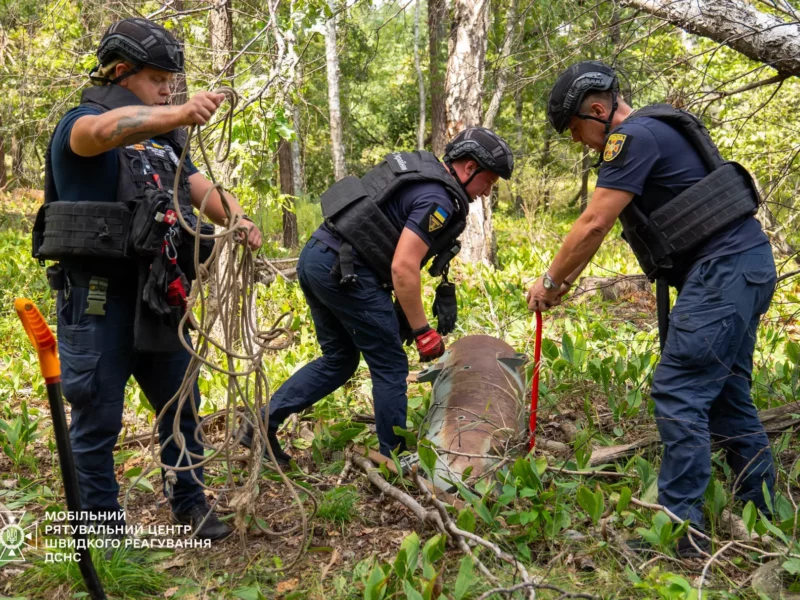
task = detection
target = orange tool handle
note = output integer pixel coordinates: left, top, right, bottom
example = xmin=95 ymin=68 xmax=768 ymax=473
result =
xmin=15 ymin=298 xmax=61 ymax=384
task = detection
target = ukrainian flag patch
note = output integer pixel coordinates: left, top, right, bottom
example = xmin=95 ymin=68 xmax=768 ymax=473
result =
xmin=428 ymin=206 xmax=449 ymax=232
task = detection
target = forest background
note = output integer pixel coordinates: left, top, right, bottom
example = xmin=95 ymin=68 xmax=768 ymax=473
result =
xmin=0 ymin=0 xmax=799 ymax=598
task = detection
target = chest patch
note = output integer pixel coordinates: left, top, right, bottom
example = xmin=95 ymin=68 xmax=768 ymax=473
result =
xmin=603 ymin=133 xmax=629 ymax=163
xmin=428 ymin=205 xmax=449 ymax=232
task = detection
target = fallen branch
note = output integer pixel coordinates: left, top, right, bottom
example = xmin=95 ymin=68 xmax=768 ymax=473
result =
xmin=476 ymin=581 xmax=597 ymax=600
xmin=697 ymin=541 xmax=735 ymax=600
xmin=353 ymin=444 xmax=465 ymax=509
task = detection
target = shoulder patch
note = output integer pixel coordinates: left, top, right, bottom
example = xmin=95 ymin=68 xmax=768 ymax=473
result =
xmin=427 ymin=205 xmax=449 ymax=233
xmin=603 ymin=133 xmax=630 ymax=163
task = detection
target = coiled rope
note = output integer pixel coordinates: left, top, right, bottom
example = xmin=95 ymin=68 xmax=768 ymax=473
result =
xmin=123 ymin=86 xmax=315 ymax=569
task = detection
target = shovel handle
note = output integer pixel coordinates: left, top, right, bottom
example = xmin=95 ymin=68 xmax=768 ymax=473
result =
xmin=15 ymin=298 xmax=60 ymax=384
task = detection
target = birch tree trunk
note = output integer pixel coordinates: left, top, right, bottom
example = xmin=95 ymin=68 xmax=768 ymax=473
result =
xmin=286 ymin=5 xmax=305 ymax=197
xmin=325 ymin=0 xmax=346 ymax=181
xmin=446 ymin=0 xmax=492 ymax=264
xmin=413 ymin=0 xmax=425 ymax=150
xmin=428 ymin=0 xmax=447 ymax=156
xmin=620 ymin=0 xmax=800 ymax=76
xmin=483 ymin=0 xmax=518 ymax=130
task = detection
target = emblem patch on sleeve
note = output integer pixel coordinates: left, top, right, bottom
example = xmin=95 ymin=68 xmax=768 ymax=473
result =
xmin=603 ymin=133 xmax=629 ymax=163
xmin=428 ymin=205 xmax=449 ymax=233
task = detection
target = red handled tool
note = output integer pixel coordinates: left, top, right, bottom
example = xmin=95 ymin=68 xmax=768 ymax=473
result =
xmin=528 ymin=310 xmax=542 ymax=452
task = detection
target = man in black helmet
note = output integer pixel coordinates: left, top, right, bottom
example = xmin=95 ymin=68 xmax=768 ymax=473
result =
xmin=241 ymin=127 xmax=514 ymax=461
xmin=37 ymin=18 xmax=263 ymax=541
xmin=528 ymin=61 xmax=775 ymax=557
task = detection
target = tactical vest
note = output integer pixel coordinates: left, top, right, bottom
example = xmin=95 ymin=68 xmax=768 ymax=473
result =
xmin=33 ymin=85 xmax=194 ymax=264
xmin=614 ymin=104 xmax=760 ymax=281
xmin=319 ymin=151 xmax=471 ymax=285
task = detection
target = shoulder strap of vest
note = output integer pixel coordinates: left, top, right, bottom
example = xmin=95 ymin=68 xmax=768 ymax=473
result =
xmin=621 ymin=103 xmax=723 ymax=171
xmin=364 ymin=151 xmax=471 ymax=217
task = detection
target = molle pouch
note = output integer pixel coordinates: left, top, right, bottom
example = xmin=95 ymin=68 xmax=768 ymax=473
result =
xmin=129 ymin=187 xmax=178 ymax=257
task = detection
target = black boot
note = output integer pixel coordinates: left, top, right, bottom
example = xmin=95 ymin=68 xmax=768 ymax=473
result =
xmin=676 ymin=535 xmax=710 ymax=559
xmin=173 ymin=503 xmax=232 ymax=541
xmin=239 ymin=424 xmax=292 ymax=466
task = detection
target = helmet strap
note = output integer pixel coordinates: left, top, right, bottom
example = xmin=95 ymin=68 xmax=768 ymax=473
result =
xmin=577 ymin=90 xmax=619 ymax=136
xmin=445 ymin=160 xmax=482 ymax=201
xmin=109 ymin=63 xmax=143 ymax=85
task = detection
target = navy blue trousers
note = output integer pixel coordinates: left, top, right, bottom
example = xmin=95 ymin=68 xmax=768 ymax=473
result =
xmin=57 ymin=282 xmax=206 ymax=515
xmin=267 ymin=239 xmax=409 ymax=456
xmin=652 ymin=244 xmax=776 ymax=527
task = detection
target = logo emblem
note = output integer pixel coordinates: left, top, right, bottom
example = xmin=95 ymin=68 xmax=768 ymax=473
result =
xmin=0 ymin=510 xmax=37 ymax=563
xmin=603 ymin=133 xmax=627 ymax=162
xmin=428 ymin=206 xmax=448 ymax=232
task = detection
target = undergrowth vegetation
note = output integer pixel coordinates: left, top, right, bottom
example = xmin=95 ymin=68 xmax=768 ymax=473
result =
xmin=0 ymin=191 xmax=798 ymax=599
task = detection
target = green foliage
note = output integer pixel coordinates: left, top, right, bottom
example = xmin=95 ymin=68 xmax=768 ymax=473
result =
xmin=0 ymin=400 xmax=42 ymax=474
xmin=20 ymin=547 xmax=169 ymax=599
xmin=317 ymin=486 xmax=360 ymax=526
xmin=358 ymin=532 xmax=451 ymax=600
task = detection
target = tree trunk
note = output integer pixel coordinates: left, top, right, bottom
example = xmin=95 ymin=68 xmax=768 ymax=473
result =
xmin=511 ymin=63 xmax=524 ymax=210
xmin=0 ymin=118 xmax=6 ymax=190
xmin=446 ymin=0 xmax=491 ymax=265
xmin=171 ymin=0 xmax=188 ymax=106
xmin=10 ymin=134 xmax=22 ymax=187
xmin=445 ymin=0 xmax=489 ymax=138
xmin=620 ymin=0 xmax=800 ymax=77
xmin=459 ymin=193 xmax=496 ymax=266
xmin=579 ymin=145 xmax=591 ymax=213
xmin=541 ymin=127 xmax=552 ymax=208
xmin=286 ymin=4 xmax=305 ymax=197
xmin=209 ymin=0 xmax=234 ymax=77
xmin=291 ymin=104 xmax=305 ymax=196
xmin=325 ymin=0 xmax=346 ymax=181
xmin=483 ymin=0 xmax=518 ymax=130
xmin=413 ymin=0 xmax=425 ymax=150
xmin=278 ymin=139 xmax=299 ymax=249
xmin=428 ymin=0 xmax=447 ymax=156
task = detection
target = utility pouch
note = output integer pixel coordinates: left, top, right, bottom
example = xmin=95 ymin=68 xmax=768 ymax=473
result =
xmin=134 ymin=260 xmax=184 ymax=353
xmin=129 ymin=187 xmax=177 ymax=257
xmin=46 ymin=264 xmax=66 ymax=291
xmin=34 ymin=201 xmax=132 ymax=261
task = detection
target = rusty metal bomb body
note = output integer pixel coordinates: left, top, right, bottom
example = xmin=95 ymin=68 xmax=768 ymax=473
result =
xmin=414 ymin=335 xmax=527 ymax=490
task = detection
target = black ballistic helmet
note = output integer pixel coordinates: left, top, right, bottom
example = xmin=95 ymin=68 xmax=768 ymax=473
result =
xmin=444 ymin=127 xmax=514 ymax=180
xmin=548 ymin=61 xmax=618 ymax=134
xmin=97 ymin=18 xmax=185 ymax=75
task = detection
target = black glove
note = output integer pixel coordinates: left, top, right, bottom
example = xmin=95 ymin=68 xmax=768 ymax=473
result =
xmin=142 ymin=254 xmax=172 ymax=316
xmin=432 ymin=281 xmax=457 ymax=336
xmin=394 ymin=299 xmax=414 ymax=345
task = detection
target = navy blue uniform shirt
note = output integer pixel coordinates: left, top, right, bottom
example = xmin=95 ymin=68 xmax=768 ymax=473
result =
xmin=50 ymin=104 xmax=199 ymax=277
xmin=597 ymin=116 xmax=768 ymax=287
xmin=313 ymin=181 xmax=457 ymax=265
xmin=51 ymin=104 xmax=199 ymax=202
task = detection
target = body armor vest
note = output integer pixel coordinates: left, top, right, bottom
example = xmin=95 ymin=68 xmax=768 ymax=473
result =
xmin=33 ymin=85 xmax=194 ymax=263
xmin=319 ymin=151 xmax=471 ymax=284
xmin=614 ymin=104 xmax=760 ymax=281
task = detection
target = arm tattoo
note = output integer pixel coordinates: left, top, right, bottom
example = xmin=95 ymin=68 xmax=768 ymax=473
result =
xmin=102 ymin=107 xmax=155 ymax=145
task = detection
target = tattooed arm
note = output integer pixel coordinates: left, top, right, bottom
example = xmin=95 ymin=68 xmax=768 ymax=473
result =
xmin=69 ymin=91 xmax=225 ymax=157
